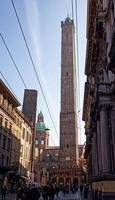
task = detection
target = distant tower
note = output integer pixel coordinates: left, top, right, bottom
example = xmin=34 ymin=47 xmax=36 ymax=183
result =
xmin=36 ymin=111 xmax=49 ymax=148
xmin=22 ymin=89 xmax=37 ymax=128
xmin=60 ymin=17 xmax=78 ymax=165
xmin=22 ymin=89 xmax=37 ymax=175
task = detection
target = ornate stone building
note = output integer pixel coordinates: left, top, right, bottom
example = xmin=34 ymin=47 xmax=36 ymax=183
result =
xmin=34 ymin=17 xmax=84 ymax=186
xmin=83 ymin=0 xmax=115 ymax=199
xmin=34 ymin=111 xmax=84 ymax=186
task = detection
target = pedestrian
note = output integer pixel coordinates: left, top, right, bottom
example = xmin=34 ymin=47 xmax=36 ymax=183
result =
xmin=55 ymin=186 xmax=59 ymax=197
xmin=42 ymin=185 xmax=49 ymax=200
xmin=1 ymin=186 xmax=7 ymax=200
xmin=84 ymin=184 xmax=89 ymax=199
xmin=48 ymin=185 xmax=55 ymax=200
xmin=80 ymin=184 xmax=83 ymax=194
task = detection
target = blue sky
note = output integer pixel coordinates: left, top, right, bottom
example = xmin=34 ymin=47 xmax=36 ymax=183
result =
xmin=0 ymin=0 xmax=87 ymax=146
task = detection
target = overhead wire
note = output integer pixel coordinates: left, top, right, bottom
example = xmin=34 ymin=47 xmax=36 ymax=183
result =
xmin=71 ymin=0 xmax=74 ymax=21
xmin=75 ymin=0 xmax=82 ymax=144
xmin=0 ymin=33 xmax=56 ymax=146
xmin=0 ymin=70 xmax=17 ymax=98
xmin=10 ymin=0 xmax=59 ymax=139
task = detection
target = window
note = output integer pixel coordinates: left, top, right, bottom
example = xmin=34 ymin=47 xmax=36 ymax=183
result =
xmin=0 ymin=116 xmax=3 ymax=126
xmin=9 ymin=123 xmax=12 ymax=132
xmin=41 ymin=140 xmax=44 ymax=145
xmin=22 ymin=128 xmax=25 ymax=139
xmin=6 ymin=156 xmax=9 ymax=166
xmin=2 ymin=154 xmax=4 ymax=166
xmin=20 ymin=145 xmax=23 ymax=155
xmin=17 ymin=118 xmax=19 ymax=126
xmin=0 ymin=94 xmax=3 ymax=104
xmin=4 ymin=99 xmax=8 ymax=109
xmin=3 ymin=135 xmax=6 ymax=149
xmin=35 ymin=139 xmax=38 ymax=145
xmin=8 ymin=104 xmax=12 ymax=113
xmin=29 ymin=135 xmax=31 ymax=144
xmin=26 ymin=131 xmax=29 ymax=142
xmin=5 ymin=120 xmax=8 ymax=128
xmin=7 ymin=138 xmax=10 ymax=151
xmin=19 ymin=121 xmax=22 ymax=129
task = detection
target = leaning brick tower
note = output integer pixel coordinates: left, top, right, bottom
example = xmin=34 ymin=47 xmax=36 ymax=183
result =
xmin=60 ymin=16 xmax=78 ymax=166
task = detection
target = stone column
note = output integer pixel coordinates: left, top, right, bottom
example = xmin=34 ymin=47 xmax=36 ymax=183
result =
xmin=100 ymin=105 xmax=111 ymax=173
xmin=111 ymin=105 xmax=115 ymax=169
xmin=97 ymin=120 xmax=102 ymax=174
xmin=93 ymin=134 xmax=98 ymax=176
xmin=92 ymin=137 xmax=95 ymax=177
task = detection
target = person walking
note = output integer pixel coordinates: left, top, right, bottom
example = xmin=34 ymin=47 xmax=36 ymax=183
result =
xmin=84 ymin=184 xmax=89 ymax=199
xmin=1 ymin=186 xmax=7 ymax=200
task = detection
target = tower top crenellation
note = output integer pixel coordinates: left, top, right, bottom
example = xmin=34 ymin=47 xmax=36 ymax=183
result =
xmin=61 ymin=16 xmax=74 ymax=27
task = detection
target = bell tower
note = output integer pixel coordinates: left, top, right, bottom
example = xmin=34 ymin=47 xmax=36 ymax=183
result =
xmin=60 ymin=17 xmax=78 ymax=165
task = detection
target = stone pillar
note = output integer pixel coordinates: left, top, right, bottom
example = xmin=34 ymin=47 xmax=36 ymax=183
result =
xmin=111 ymin=105 xmax=115 ymax=169
xmin=97 ymin=120 xmax=102 ymax=174
xmin=100 ymin=105 xmax=111 ymax=173
xmin=92 ymin=137 xmax=95 ymax=177
xmin=93 ymin=134 xmax=98 ymax=176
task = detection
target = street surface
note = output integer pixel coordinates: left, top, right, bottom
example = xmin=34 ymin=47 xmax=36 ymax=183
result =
xmin=0 ymin=191 xmax=92 ymax=200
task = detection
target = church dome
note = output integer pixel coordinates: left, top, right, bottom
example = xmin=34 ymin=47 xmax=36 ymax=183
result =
xmin=36 ymin=111 xmax=46 ymax=131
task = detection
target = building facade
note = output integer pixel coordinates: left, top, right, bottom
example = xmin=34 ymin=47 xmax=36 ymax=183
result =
xmin=83 ymin=0 xmax=115 ymax=199
xmin=0 ymin=79 xmax=33 ymax=186
xmin=0 ymin=79 xmax=20 ymax=182
xmin=14 ymin=109 xmax=32 ymax=178
xmin=34 ymin=111 xmax=83 ymax=186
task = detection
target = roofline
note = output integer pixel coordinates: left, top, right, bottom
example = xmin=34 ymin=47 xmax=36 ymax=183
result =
xmin=15 ymin=108 xmax=33 ymax=128
xmin=0 ymin=79 xmax=20 ymax=107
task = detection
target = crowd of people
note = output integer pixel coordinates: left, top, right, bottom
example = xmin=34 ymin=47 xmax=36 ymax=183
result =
xmin=0 ymin=183 xmax=90 ymax=200
xmin=15 ymin=183 xmax=89 ymax=200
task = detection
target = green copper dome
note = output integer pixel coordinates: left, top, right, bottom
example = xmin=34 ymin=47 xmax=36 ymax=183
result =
xmin=36 ymin=121 xmax=46 ymax=131
xmin=36 ymin=111 xmax=46 ymax=131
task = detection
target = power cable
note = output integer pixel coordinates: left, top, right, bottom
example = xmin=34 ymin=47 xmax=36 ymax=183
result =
xmin=71 ymin=0 xmax=74 ymax=20
xmin=0 ymin=70 xmax=17 ymax=98
xmin=0 ymin=33 xmax=56 ymax=146
xmin=75 ymin=0 xmax=82 ymax=144
xmin=10 ymin=0 xmax=59 ymax=139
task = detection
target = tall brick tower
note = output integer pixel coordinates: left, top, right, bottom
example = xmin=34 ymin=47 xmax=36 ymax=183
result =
xmin=60 ymin=16 xmax=78 ymax=165
xmin=22 ymin=89 xmax=37 ymax=128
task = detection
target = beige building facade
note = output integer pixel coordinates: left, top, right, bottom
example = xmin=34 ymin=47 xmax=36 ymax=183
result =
xmin=0 ymin=79 xmax=33 ymax=184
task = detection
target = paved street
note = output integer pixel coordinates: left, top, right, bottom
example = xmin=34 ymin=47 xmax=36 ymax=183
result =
xmin=0 ymin=191 xmax=92 ymax=200
xmin=0 ymin=193 xmax=16 ymax=200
